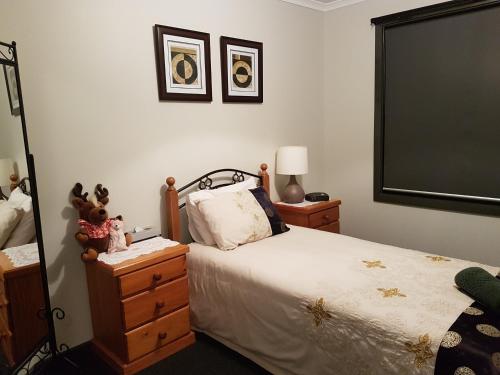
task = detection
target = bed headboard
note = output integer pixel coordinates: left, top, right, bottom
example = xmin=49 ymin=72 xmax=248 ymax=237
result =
xmin=0 ymin=174 xmax=30 ymax=200
xmin=10 ymin=174 xmax=30 ymax=195
xmin=165 ymin=163 xmax=269 ymax=241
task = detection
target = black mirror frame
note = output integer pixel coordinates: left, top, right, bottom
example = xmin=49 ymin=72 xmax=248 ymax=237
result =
xmin=0 ymin=40 xmax=74 ymax=374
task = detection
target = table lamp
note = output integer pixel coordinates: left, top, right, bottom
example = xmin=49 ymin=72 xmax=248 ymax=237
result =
xmin=276 ymin=146 xmax=308 ymax=203
xmin=0 ymin=158 xmax=13 ymax=199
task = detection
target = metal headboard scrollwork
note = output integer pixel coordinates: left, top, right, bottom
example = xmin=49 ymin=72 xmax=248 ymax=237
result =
xmin=0 ymin=41 xmax=15 ymax=65
xmin=11 ymin=175 xmax=30 ymax=195
xmin=0 ymin=175 xmax=30 ymax=200
xmin=16 ymin=177 xmax=30 ymax=196
xmin=176 ymin=168 xmax=263 ymax=209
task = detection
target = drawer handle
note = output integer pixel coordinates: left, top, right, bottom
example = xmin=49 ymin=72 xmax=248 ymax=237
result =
xmin=158 ymin=332 xmax=167 ymax=340
xmin=152 ymin=273 xmax=162 ymax=282
xmin=155 ymin=301 xmax=165 ymax=309
xmin=323 ymin=214 xmax=331 ymax=222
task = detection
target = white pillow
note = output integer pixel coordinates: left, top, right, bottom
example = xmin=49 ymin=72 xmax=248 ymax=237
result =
xmin=197 ymin=190 xmax=272 ymax=251
xmin=186 ymin=178 xmax=258 ymax=245
xmin=0 ymin=204 xmax=23 ymax=249
xmin=4 ymin=208 xmax=36 ymax=248
xmin=3 ymin=188 xmax=36 ymax=248
xmin=8 ymin=187 xmax=32 ymax=212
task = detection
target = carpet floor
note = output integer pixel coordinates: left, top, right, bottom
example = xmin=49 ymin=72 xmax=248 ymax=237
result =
xmin=36 ymin=333 xmax=271 ymax=375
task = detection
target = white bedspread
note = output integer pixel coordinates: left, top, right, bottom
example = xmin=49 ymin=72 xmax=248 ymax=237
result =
xmin=187 ymin=225 xmax=499 ymax=375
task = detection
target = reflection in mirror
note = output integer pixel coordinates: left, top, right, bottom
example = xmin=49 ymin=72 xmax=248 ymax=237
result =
xmin=0 ymin=62 xmax=47 ymax=372
xmin=2 ymin=66 xmax=19 ymax=117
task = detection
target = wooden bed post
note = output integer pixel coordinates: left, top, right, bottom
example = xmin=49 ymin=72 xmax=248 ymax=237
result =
xmin=165 ymin=177 xmax=181 ymax=242
xmin=259 ymin=163 xmax=270 ymax=193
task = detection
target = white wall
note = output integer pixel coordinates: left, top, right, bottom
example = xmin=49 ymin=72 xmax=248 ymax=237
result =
xmin=323 ymin=0 xmax=500 ymax=267
xmin=0 ymin=0 xmax=325 ymax=346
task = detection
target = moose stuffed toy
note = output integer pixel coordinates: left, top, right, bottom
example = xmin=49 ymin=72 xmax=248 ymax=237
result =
xmin=71 ymin=183 xmax=132 ymax=262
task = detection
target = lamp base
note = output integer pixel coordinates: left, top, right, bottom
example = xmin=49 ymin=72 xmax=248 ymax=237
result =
xmin=283 ymin=175 xmax=305 ymax=204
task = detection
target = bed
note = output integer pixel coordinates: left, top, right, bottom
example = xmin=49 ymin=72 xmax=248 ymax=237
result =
xmin=164 ymin=165 xmax=500 ymax=375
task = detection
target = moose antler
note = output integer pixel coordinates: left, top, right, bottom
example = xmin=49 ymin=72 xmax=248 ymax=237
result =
xmin=95 ymin=184 xmax=109 ymax=205
xmin=72 ymin=183 xmax=88 ymax=201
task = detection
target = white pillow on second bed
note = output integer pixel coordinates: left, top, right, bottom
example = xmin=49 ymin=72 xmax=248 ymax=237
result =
xmin=3 ymin=188 xmax=36 ymax=249
xmin=4 ymin=208 xmax=35 ymax=248
xmin=8 ymin=187 xmax=32 ymax=212
xmin=186 ymin=178 xmax=258 ymax=245
xmin=0 ymin=202 xmax=23 ymax=249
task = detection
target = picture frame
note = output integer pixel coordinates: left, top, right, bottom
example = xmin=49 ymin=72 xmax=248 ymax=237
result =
xmin=3 ymin=65 xmax=20 ymax=116
xmin=153 ymin=24 xmax=212 ymax=102
xmin=220 ymin=36 xmax=263 ymax=103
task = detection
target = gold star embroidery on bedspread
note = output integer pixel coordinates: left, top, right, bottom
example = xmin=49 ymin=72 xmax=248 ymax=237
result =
xmin=405 ymin=334 xmax=434 ymax=368
xmin=377 ymin=288 xmax=406 ymax=298
xmin=306 ymin=298 xmax=332 ymax=327
xmin=362 ymin=260 xmax=386 ymax=269
xmin=426 ymin=255 xmax=451 ymax=262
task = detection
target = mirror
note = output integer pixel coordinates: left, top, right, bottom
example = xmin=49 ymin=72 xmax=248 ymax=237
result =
xmin=0 ymin=43 xmax=48 ymax=373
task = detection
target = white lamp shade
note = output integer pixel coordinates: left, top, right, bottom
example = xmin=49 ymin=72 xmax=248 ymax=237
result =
xmin=0 ymin=159 xmax=13 ymax=187
xmin=276 ymin=146 xmax=308 ymax=175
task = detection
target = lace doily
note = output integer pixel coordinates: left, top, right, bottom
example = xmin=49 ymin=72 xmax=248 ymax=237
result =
xmin=3 ymin=243 xmax=40 ymax=267
xmin=97 ymin=237 xmax=179 ymax=265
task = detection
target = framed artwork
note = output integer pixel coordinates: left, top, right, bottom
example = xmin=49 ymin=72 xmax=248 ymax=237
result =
xmin=3 ymin=65 xmax=20 ymax=115
xmin=153 ymin=24 xmax=212 ymax=102
xmin=220 ymin=36 xmax=263 ymax=103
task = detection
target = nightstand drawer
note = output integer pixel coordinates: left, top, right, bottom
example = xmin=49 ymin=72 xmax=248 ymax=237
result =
xmin=317 ymin=221 xmax=340 ymax=233
xmin=119 ymin=255 xmax=186 ymax=298
xmin=122 ymin=276 xmax=189 ymax=330
xmin=309 ymin=207 xmax=339 ymax=228
xmin=125 ymin=305 xmax=191 ymax=362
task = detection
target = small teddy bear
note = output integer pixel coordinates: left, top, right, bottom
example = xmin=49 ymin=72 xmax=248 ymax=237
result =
xmin=108 ymin=216 xmax=128 ymax=253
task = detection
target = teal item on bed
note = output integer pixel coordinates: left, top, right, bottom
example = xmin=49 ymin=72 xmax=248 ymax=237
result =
xmin=455 ymin=267 xmax=500 ymax=313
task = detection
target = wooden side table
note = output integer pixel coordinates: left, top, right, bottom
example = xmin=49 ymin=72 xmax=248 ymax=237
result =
xmin=0 ymin=253 xmax=47 ymax=367
xmin=274 ymin=200 xmax=341 ymax=233
xmin=86 ymin=244 xmax=195 ymax=375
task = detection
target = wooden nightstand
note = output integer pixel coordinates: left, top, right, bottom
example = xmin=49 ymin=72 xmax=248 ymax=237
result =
xmin=0 ymin=254 xmax=47 ymax=367
xmin=86 ymin=244 xmax=195 ymax=375
xmin=274 ymin=200 xmax=341 ymax=233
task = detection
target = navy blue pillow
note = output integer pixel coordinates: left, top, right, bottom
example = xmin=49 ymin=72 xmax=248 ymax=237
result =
xmin=249 ymin=187 xmax=290 ymax=236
